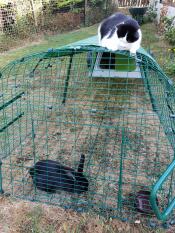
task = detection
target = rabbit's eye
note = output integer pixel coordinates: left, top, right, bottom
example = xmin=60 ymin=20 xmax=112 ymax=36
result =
xmin=67 ymin=171 xmax=76 ymax=180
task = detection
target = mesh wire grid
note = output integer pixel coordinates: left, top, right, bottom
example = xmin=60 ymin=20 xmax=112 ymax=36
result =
xmin=0 ymin=44 xmax=175 ymax=222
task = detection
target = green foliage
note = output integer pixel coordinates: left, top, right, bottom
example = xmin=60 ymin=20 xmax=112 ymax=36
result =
xmin=165 ymin=62 xmax=175 ymax=76
xmin=143 ymin=6 xmax=157 ymax=23
xmin=42 ymin=0 xmax=84 ymax=13
xmin=163 ymin=16 xmax=175 ymax=46
xmin=165 ymin=28 xmax=175 ymax=45
xmin=15 ymin=13 xmax=36 ymax=38
xmin=163 ymin=16 xmax=175 ymax=30
xmin=56 ymin=0 xmax=83 ymax=8
xmin=54 ymin=0 xmax=104 ymax=8
xmin=164 ymin=56 xmax=175 ymax=77
xmin=89 ymin=0 xmax=104 ymax=6
xmin=44 ymin=0 xmax=105 ymax=12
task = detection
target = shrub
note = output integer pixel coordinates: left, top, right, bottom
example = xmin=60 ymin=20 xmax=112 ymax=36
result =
xmin=165 ymin=27 xmax=175 ymax=45
xmin=38 ymin=11 xmax=82 ymax=33
xmin=42 ymin=0 xmax=84 ymax=14
xmin=165 ymin=62 xmax=175 ymax=76
xmin=143 ymin=6 xmax=157 ymax=24
xmin=163 ymin=16 xmax=175 ymax=46
xmin=15 ymin=13 xmax=37 ymax=39
xmin=164 ymin=52 xmax=175 ymax=78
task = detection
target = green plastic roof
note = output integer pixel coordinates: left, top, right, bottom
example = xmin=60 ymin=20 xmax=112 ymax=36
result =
xmin=62 ymin=35 xmax=155 ymax=62
xmin=1 ymin=36 xmax=172 ymax=86
xmin=67 ymin=36 xmax=173 ymax=77
xmin=60 ymin=35 xmax=172 ymax=80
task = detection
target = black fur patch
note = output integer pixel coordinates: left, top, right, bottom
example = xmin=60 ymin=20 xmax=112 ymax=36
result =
xmin=117 ymin=20 xmax=140 ymax=43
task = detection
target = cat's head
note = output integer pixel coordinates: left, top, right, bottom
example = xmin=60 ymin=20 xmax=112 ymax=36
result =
xmin=117 ymin=19 xmax=140 ymax=43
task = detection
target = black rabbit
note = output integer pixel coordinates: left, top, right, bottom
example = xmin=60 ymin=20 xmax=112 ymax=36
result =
xmin=29 ymin=154 xmax=89 ymax=194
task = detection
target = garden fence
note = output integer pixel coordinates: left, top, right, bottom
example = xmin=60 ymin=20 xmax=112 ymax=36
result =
xmin=0 ymin=0 xmax=154 ymax=53
xmin=162 ymin=0 xmax=175 ymax=7
xmin=118 ymin=0 xmax=149 ymax=7
xmin=0 ymin=0 xmax=116 ymax=45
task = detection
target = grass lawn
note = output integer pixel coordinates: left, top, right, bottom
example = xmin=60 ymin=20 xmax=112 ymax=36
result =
xmin=0 ymin=22 xmax=171 ymax=70
xmin=0 ymin=24 xmax=98 ymax=69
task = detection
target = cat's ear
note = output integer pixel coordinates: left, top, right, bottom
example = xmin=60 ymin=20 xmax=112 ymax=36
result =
xmin=116 ymin=23 xmax=127 ymax=38
xmin=127 ymin=31 xmax=139 ymax=43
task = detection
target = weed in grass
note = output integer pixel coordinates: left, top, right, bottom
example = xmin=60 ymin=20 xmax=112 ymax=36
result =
xmin=14 ymin=205 xmax=42 ymax=233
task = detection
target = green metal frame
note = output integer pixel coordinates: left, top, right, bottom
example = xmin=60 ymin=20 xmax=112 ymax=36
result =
xmin=1 ymin=36 xmax=175 ymax=221
xmin=62 ymin=54 xmax=74 ymax=104
xmin=150 ymin=159 xmax=175 ymax=221
xmin=139 ymin=51 xmax=175 ymax=221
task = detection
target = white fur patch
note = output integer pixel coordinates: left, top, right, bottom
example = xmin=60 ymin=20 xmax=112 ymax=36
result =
xmin=98 ymin=25 xmax=142 ymax=54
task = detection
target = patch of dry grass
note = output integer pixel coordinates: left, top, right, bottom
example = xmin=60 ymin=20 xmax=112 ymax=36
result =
xmin=0 ymin=197 xmax=172 ymax=233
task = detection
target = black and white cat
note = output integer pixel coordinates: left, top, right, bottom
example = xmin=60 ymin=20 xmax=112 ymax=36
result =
xmin=98 ymin=12 xmax=142 ymax=54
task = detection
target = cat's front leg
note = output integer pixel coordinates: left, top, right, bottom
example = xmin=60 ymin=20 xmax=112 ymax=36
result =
xmin=101 ymin=36 xmax=120 ymax=51
xmin=130 ymin=48 xmax=137 ymax=56
xmin=130 ymin=41 xmax=140 ymax=56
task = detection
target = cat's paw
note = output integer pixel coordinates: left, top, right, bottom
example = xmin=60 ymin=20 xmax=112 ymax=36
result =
xmin=105 ymin=44 xmax=119 ymax=51
xmin=130 ymin=50 xmax=136 ymax=57
xmin=110 ymin=47 xmax=119 ymax=52
xmin=101 ymin=40 xmax=119 ymax=51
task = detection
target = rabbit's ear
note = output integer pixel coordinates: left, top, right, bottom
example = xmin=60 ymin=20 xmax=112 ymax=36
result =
xmin=66 ymin=171 xmax=76 ymax=180
xmin=77 ymin=154 xmax=85 ymax=173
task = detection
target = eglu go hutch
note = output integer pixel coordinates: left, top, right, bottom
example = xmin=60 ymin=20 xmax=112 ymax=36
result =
xmin=0 ymin=36 xmax=175 ymax=222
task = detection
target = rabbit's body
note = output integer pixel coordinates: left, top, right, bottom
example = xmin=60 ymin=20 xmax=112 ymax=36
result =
xmin=98 ymin=12 xmax=142 ymax=54
xmin=29 ymin=155 xmax=88 ymax=194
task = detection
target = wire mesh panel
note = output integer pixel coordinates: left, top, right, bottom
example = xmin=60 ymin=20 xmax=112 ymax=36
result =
xmin=0 ymin=46 xmax=175 ymax=222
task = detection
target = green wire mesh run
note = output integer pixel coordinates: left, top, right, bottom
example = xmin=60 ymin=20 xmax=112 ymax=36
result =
xmin=0 ymin=42 xmax=175 ymax=222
